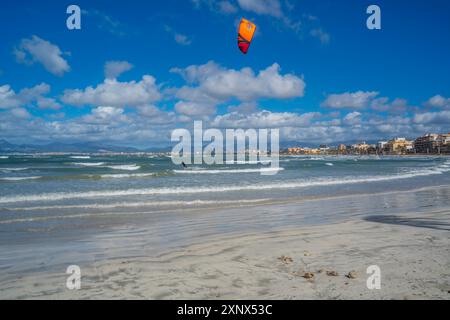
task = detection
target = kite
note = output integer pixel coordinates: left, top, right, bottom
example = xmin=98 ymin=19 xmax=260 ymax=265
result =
xmin=238 ymin=18 xmax=256 ymax=54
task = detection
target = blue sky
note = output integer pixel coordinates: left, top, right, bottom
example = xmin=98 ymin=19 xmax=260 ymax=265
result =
xmin=0 ymin=0 xmax=449 ymax=147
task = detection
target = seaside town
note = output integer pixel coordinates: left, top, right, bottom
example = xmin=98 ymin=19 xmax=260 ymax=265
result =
xmin=286 ymin=132 xmax=450 ymax=155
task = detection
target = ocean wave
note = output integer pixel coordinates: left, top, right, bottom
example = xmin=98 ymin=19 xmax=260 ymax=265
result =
xmin=2 ymin=165 xmax=449 ymax=204
xmin=325 ymin=163 xmax=334 ymax=166
xmin=0 ymin=156 xmax=9 ymax=159
xmin=106 ymin=165 xmax=141 ymax=171
xmin=5 ymin=198 xmax=271 ymax=213
xmin=73 ymin=162 xmax=105 ymax=167
xmin=225 ymin=160 xmax=272 ymax=165
xmin=0 ymin=167 xmax=29 ymax=172
xmin=99 ymin=173 xmax=154 ymax=179
xmin=0 ymin=176 xmax=41 ymax=181
xmin=174 ymin=167 xmax=284 ymax=174
xmin=0 ymin=163 xmax=448 ymax=204
xmin=70 ymin=156 xmax=91 ymax=159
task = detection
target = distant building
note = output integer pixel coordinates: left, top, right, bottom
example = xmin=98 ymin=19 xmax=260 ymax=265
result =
xmin=386 ymin=137 xmax=414 ymax=154
xmin=377 ymin=141 xmax=388 ymax=153
xmin=415 ymin=133 xmax=450 ymax=154
xmin=338 ymin=144 xmax=346 ymax=154
xmin=352 ymin=142 xmax=370 ymax=154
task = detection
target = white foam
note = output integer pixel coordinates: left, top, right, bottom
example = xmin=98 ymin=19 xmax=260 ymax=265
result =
xmin=174 ymin=167 xmax=284 ymax=174
xmin=325 ymin=163 xmax=334 ymax=166
xmin=0 ymin=156 xmax=9 ymax=159
xmin=74 ymin=162 xmax=105 ymax=167
xmin=6 ymin=198 xmax=271 ymax=212
xmin=225 ymin=160 xmax=272 ymax=165
xmin=0 ymin=176 xmax=41 ymax=181
xmin=0 ymin=164 xmax=448 ymax=204
xmin=99 ymin=173 xmax=155 ymax=179
xmin=0 ymin=167 xmax=29 ymax=172
xmin=70 ymin=156 xmax=91 ymax=159
xmin=106 ymin=164 xmax=141 ymax=171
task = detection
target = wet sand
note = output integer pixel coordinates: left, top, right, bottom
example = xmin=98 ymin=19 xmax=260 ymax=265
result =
xmin=1 ymin=207 xmax=449 ymax=300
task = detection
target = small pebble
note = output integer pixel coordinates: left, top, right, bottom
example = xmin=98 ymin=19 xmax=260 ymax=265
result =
xmin=302 ymin=272 xmax=315 ymax=279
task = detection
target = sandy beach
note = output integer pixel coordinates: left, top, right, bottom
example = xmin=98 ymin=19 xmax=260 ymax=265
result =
xmin=1 ymin=203 xmax=449 ymax=300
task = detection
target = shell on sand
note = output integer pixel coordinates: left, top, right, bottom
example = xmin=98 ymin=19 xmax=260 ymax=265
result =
xmin=346 ymin=271 xmax=358 ymax=279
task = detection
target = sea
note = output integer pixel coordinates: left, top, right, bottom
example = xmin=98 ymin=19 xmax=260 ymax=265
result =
xmin=0 ymin=153 xmax=450 ymax=288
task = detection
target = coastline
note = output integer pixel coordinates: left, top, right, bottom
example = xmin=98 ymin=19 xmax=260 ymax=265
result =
xmin=0 ymin=187 xmax=449 ymax=300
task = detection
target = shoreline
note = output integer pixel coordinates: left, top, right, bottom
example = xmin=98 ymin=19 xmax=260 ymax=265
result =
xmin=1 ymin=201 xmax=449 ymax=299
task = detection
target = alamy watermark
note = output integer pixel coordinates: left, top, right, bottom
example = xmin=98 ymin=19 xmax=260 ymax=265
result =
xmin=66 ymin=265 xmax=81 ymax=290
xmin=171 ymin=121 xmax=280 ymax=175
xmin=366 ymin=265 xmax=381 ymax=290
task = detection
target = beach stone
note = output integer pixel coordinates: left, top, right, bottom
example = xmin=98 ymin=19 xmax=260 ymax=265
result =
xmin=326 ymin=270 xmax=339 ymax=277
xmin=278 ymin=255 xmax=293 ymax=264
xmin=303 ymin=251 xmax=311 ymax=256
xmin=346 ymin=271 xmax=358 ymax=279
xmin=302 ymin=272 xmax=315 ymax=279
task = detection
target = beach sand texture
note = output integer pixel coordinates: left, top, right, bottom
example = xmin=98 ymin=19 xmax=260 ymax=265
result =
xmin=1 ymin=208 xmax=449 ymax=300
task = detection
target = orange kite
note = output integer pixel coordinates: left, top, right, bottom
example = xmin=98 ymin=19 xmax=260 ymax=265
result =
xmin=238 ymin=18 xmax=256 ymax=54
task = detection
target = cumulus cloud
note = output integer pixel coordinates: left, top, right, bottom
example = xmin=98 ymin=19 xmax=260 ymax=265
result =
xmin=0 ymin=83 xmax=55 ymax=109
xmin=343 ymin=111 xmax=362 ymax=125
xmin=321 ymin=91 xmax=379 ymax=109
xmin=172 ymin=61 xmax=305 ymax=103
xmin=425 ymin=95 xmax=450 ymax=109
xmin=62 ymin=76 xmax=161 ymax=107
xmin=211 ymin=110 xmax=319 ymax=128
xmin=14 ymin=36 xmax=70 ymax=76
xmin=175 ymin=101 xmax=216 ymax=117
xmin=104 ymin=61 xmax=134 ymax=79
xmin=414 ymin=110 xmax=450 ymax=124
xmin=10 ymin=107 xmax=32 ymax=119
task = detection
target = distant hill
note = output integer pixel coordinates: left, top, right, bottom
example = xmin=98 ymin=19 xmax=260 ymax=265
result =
xmin=0 ymin=139 xmax=144 ymax=153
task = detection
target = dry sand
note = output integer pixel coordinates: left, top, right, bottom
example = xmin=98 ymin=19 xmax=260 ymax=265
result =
xmin=2 ymin=208 xmax=449 ymax=300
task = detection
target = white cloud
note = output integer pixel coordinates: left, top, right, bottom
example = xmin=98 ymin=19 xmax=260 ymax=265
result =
xmin=83 ymin=106 xmax=127 ymax=124
xmin=322 ymin=91 xmax=379 ymax=109
xmin=10 ymin=107 xmax=31 ymax=119
xmin=37 ymin=97 xmax=61 ymax=110
xmin=0 ymin=83 xmax=54 ymax=109
xmin=104 ymin=61 xmax=134 ymax=79
xmin=310 ymin=28 xmax=330 ymax=44
xmin=370 ymin=97 xmax=413 ymax=113
xmin=174 ymin=34 xmax=192 ymax=46
xmin=425 ymin=95 xmax=450 ymax=109
xmin=192 ymin=0 xmax=238 ymax=14
xmin=164 ymin=25 xmax=192 ymax=46
xmin=82 ymin=10 xmax=126 ymax=36
xmin=211 ymin=110 xmax=319 ymax=128
xmin=343 ymin=111 xmax=362 ymax=125
xmin=62 ymin=76 xmax=161 ymax=108
xmin=175 ymin=101 xmax=216 ymax=117
xmin=414 ymin=110 xmax=450 ymax=124
xmin=172 ymin=61 xmax=305 ymax=104
xmin=14 ymin=36 xmax=70 ymax=76
xmin=237 ymin=0 xmax=283 ymax=18
xmin=136 ymin=105 xmax=176 ymax=124
xmin=217 ymin=1 xmax=238 ymax=13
